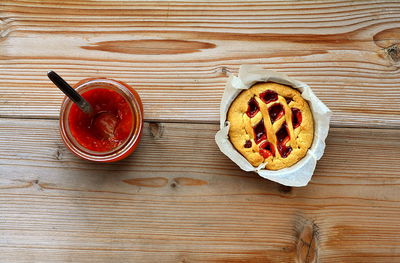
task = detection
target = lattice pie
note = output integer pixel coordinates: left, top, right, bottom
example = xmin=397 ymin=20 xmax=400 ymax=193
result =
xmin=227 ymin=82 xmax=314 ymax=170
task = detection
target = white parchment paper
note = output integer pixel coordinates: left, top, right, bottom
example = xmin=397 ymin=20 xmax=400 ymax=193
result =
xmin=215 ymin=65 xmax=332 ymax=186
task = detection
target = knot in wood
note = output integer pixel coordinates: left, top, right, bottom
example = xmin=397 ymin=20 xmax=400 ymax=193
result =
xmin=295 ymin=220 xmax=319 ymax=263
xmin=386 ymin=44 xmax=400 ymax=64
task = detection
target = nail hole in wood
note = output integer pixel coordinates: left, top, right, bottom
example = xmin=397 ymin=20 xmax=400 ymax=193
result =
xmin=279 ymin=185 xmax=292 ymax=194
xmin=55 ymin=146 xmax=63 ymax=160
xmin=149 ymin=122 xmax=164 ymax=139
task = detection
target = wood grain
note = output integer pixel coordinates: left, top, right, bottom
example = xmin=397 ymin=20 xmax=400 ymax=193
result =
xmin=1 ymin=1 xmax=400 ymax=262
xmin=1 ymin=0 xmax=400 ymax=127
xmin=1 ymin=118 xmax=399 ymax=262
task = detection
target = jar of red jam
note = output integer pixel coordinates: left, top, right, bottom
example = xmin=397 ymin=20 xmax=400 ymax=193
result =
xmin=59 ymin=78 xmax=143 ymax=162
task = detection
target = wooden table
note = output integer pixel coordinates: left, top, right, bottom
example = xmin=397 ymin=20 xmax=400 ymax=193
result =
xmin=1 ymin=1 xmax=399 ymax=262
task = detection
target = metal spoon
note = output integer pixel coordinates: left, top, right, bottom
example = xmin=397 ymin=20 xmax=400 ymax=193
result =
xmin=47 ymin=70 xmax=93 ymax=114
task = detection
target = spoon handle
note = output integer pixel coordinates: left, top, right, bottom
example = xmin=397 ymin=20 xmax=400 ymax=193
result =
xmin=48 ymin=71 xmax=93 ymax=114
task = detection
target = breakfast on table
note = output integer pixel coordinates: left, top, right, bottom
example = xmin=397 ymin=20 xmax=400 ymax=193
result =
xmin=49 ymin=67 xmax=328 ymax=185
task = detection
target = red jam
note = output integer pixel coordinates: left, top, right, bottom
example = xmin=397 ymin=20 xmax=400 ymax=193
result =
xmin=291 ymin=108 xmax=302 ymax=128
xmin=244 ymin=140 xmax=252 ymax=148
xmin=68 ymin=88 xmax=134 ymax=152
xmin=253 ymin=120 xmax=267 ymax=144
xmin=278 ymin=144 xmax=292 ymax=158
xmin=259 ymin=141 xmax=275 ymax=158
xmin=246 ymin=97 xmax=260 ymax=118
xmin=268 ymin=103 xmax=285 ymax=123
xmin=276 ymin=123 xmax=292 ymax=158
xmin=260 ymin=90 xmax=278 ymax=104
xmin=285 ymin=97 xmax=293 ymax=104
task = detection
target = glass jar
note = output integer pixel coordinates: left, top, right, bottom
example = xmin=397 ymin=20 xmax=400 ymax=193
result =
xmin=59 ymin=78 xmax=143 ymax=162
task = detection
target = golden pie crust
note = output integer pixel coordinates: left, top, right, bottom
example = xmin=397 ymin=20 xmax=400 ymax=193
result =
xmin=227 ymin=82 xmax=314 ymax=170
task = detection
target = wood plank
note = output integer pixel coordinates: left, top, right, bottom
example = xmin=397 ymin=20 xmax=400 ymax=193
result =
xmin=0 ymin=118 xmax=399 ymax=262
xmin=1 ymin=0 xmax=400 ymax=127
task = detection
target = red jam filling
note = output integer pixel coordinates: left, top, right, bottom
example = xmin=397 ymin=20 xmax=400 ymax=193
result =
xmin=260 ymin=90 xmax=278 ymax=104
xmin=278 ymin=145 xmax=292 ymax=158
xmin=246 ymin=97 xmax=260 ymax=118
xmin=269 ymin=103 xmax=285 ymax=123
xmin=285 ymin=97 xmax=293 ymax=104
xmin=244 ymin=140 xmax=252 ymax=148
xmin=291 ymin=108 xmax=302 ymax=128
xmin=276 ymin=123 xmax=292 ymax=158
xmin=253 ymin=120 xmax=267 ymax=144
xmin=259 ymin=141 xmax=275 ymax=158
xmin=68 ymin=88 xmax=134 ymax=152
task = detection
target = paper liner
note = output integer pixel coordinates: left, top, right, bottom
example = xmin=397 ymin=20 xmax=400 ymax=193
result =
xmin=215 ymin=65 xmax=332 ymax=187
